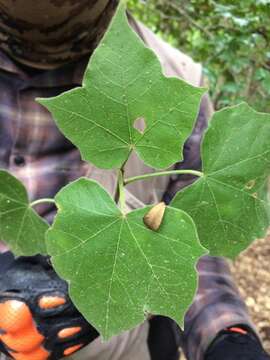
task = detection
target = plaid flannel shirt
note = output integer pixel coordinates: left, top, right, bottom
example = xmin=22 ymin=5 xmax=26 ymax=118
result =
xmin=0 ymin=20 xmax=257 ymax=360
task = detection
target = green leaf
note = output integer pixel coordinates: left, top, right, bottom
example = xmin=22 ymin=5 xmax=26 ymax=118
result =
xmin=0 ymin=170 xmax=48 ymax=256
xmin=172 ymin=103 xmax=270 ymax=259
xmin=47 ymin=178 xmax=206 ymax=339
xmin=38 ymin=3 xmax=204 ymax=170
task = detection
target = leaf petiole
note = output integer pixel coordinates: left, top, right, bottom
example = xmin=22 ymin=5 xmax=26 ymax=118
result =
xmin=30 ymin=198 xmax=56 ymax=208
xmin=124 ymin=169 xmax=204 ymax=185
xmin=117 ymin=169 xmax=126 ymax=213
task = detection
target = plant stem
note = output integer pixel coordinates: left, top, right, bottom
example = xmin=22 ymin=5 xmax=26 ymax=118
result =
xmin=124 ymin=169 xmax=204 ymax=186
xmin=30 ymin=198 xmax=55 ymax=208
xmin=118 ymin=169 xmax=126 ymax=213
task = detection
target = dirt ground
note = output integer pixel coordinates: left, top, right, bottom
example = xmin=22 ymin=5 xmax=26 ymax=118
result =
xmin=180 ymin=230 xmax=270 ymax=360
xmin=231 ymin=230 xmax=270 ymax=352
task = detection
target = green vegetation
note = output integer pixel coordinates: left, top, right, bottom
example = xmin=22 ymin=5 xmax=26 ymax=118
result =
xmin=128 ymin=0 xmax=270 ymax=111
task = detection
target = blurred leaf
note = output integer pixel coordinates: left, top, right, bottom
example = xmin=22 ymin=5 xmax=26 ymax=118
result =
xmin=0 ymin=170 xmax=48 ymax=256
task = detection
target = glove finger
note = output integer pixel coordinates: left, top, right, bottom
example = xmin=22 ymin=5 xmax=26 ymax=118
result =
xmin=0 ymin=298 xmax=94 ymax=360
xmin=0 ymin=299 xmax=50 ymax=360
xmin=47 ymin=327 xmax=96 ymax=360
xmin=37 ymin=293 xmax=68 ymax=317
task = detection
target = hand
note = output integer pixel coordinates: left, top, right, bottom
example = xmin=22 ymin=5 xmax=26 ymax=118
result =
xmin=0 ymin=253 xmax=99 ymax=360
xmin=205 ymin=327 xmax=270 ymax=360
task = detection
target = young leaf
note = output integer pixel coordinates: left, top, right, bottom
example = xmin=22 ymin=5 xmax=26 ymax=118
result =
xmin=38 ymin=3 xmax=204 ymax=170
xmin=47 ymin=178 xmax=206 ymax=339
xmin=0 ymin=170 xmax=48 ymax=256
xmin=172 ymin=103 xmax=270 ymax=259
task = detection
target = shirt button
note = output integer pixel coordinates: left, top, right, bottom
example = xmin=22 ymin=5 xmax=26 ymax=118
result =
xmin=13 ymin=155 xmax=26 ymax=167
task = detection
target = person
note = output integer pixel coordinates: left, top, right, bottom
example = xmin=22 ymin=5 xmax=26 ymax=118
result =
xmin=0 ymin=1 xmax=269 ymax=360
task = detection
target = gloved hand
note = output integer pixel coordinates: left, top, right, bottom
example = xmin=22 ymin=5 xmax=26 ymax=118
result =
xmin=0 ymin=252 xmax=99 ymax=360
xmin=205 ymin=327 xmax=270 ymax=360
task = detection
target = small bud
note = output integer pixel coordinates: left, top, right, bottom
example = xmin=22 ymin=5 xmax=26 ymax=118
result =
xmin=143 ymin=202 xmax=166 ymax=231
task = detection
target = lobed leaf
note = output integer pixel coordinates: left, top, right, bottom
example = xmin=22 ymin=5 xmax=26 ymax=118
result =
xmin=172 ymin=103 xmax=270 ymax=259
xmin=47 ymin=178 xmax=207 ymax=339
xmin=0 ymin=170 xmax=48 ymax=256
xmin=38 ymin=3 xmax=204 ymax=170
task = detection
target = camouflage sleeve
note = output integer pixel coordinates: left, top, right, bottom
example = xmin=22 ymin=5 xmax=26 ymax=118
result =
xmin=180 ymin=256 xmax=258 ymax=360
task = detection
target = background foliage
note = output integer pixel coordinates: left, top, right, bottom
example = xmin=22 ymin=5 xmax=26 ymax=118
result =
xmin=127 ymin=0 xmax=270 ymax=111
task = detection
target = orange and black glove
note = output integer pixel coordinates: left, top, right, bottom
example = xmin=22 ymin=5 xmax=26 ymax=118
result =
xmin=0 ymin=252 xmax=99 ymax=360
xmin=205 ymin=327 xmax=270 ymax=360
